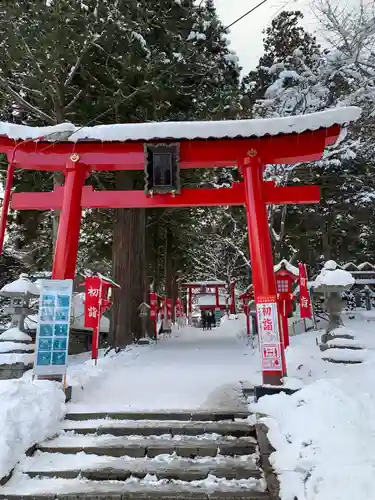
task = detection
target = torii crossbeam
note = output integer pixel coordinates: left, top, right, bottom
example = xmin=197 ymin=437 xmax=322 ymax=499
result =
xmin=0 ymin=107 xmax=361 ymax=385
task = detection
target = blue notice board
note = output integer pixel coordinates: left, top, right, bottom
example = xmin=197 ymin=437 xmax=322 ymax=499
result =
xmin=34 ymin=279 xmax=73 ymax=377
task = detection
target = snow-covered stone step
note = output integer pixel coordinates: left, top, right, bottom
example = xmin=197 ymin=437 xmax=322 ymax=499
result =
xmin=326 ymin=337 xmax=364 ymax=349
xmin=0 ymin=341 xmax=35 ymax=354
xmin=38 ymin=432 xmax=258 ymax=458
xmin=319 ymin=337 xmax=365 ymax=352
xmin=322 ymin=348 xmax=368 ymax=364
xmin=19 ymin=450 xmax=263 ymax=482
xmin=65 ymin=410 xmax=250 ymax=421
xmin=0 ymin=328 xmax=33 ymax=343
xmin=62 ymin=419 xmax=255 ymax=437
xmin=0 ymin=473 xmax=269 ymax=499
xmin=0 ymin=352 xmax=34 ymax=364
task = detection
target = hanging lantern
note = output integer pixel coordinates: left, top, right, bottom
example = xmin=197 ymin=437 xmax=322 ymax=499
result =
xmin=144 ymin=143 xmax=180 ymax=195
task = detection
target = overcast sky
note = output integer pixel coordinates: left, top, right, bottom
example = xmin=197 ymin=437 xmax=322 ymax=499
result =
xmin=215 ymin=0 xmax=322 ymax=73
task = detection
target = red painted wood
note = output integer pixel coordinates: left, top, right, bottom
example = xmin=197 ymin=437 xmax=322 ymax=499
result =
xmin=10 ymin=183 xmax=320 ymax=210
xmin=51 ymin=158 xmax=87 ymax=280
xmin=182 ymin=284 xmax=226 ymax=288
xmin=0 ymin=120 xmax=344 ymax=386
xmin=242 ymin=157 xmax=286 ymax=385
xmin=0 ymin=162 xmax=15 ymax=256
xmin=0 ymin=125 xmax=341 ymax=171
xmin=280 ymin=305 xmax=290 ymax=348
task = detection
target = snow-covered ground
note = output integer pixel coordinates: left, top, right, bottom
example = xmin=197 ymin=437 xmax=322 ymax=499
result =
xmin=251 ymin=317 xmax=375 ymax=500
xmin=67 ymin=316 xmax=261 ymax=412
xmin=0 ymin=379 xmax=65 ymax=481
xmin=2 ymin=311 xmax=375 ymax=500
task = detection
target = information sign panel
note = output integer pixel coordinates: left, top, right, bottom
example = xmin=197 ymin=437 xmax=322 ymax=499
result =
xmin=34 ymin=279 xmax=73 ymax=377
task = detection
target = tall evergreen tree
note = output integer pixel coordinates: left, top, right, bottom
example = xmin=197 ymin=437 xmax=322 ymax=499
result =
xmin=241 ymin=11 xmax=320 ymax=112
xmin=251 ymin=6 xmax=375 ymax=267
xmin=0 ymin=0 xmax=241 ymax=344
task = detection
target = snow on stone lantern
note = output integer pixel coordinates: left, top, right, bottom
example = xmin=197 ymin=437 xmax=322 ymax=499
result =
xmin=0 ymin=274 xmax=39 ymax=380
xmin=0 ymin=273 xmax=40 ymax=342
xmin=313 ymin=260 xmax=355 ymax=343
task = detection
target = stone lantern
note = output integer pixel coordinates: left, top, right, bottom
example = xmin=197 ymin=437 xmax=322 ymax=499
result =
xmin=313 ymin=260 xmax=355 ymax=343
xmin=0 ymin=273 xmax=40 ymax=340
xmin=0 ymin=274 xmax=39 ymax=379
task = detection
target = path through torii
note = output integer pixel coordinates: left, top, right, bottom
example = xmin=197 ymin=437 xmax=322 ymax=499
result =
xmin=0 ymin=107 xmax=361 ymax=386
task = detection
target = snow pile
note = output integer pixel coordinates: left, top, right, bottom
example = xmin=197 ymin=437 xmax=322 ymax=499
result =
xmin=0 ymin=327 xmax=32 ymax=342
xmin=0 ymin=274 xmax=40 ymax=296
xmin=327 ymin=326 xmax=355 ymax=338
xmin=0 ymin=379 xmax=65 ymax=480
xmin=0 ymin=107 xmax=361 ymax=142
xmin=0 ymin=353 xmax=34 ymax=365
xmin=251 ymin=375 xmax=375 ymax=500
xmin=326 ymin=337 xmax=363 ymax=348
xmin=250 ymin=318 xmax=375 ymax=500
xmin=67 ymin=349 xmax=124 ymax=391
xmin=0 ymin=342 xmax=34 ymax=353
xmin=321 ymin=348 xmax=367 ymax=363
xmin=314 ymin=260 xmax=355 ymax=288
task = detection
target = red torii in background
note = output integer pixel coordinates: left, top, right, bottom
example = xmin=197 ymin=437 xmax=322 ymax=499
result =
xmin=0 ymin=107 xmax=360 ymax=386
xmin=182 ymin=281 xmax=227 ymax=317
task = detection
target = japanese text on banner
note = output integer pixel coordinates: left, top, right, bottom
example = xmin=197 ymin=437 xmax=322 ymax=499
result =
xmin=256 ymin=296 xmax=283 ymax=372
xmin=84 ymin=276 xmax=101 ymax=328
xmin=298 ymin=263 xmax=312 ymax=319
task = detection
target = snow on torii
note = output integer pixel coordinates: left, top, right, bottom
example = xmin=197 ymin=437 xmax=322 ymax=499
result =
xmin=0 ymin=106 xmax=361 ymax=386
xmin=0 ymin=107 xmax=360 ymax=142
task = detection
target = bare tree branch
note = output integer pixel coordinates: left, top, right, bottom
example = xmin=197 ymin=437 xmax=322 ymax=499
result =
xmin=0 ymin=74 xmax=55 ymax=124
xmin=64 ymin=33 xmax=104 ymax=88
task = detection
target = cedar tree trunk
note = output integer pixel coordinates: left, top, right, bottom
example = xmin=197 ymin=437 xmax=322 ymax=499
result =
xmin=111 ymin=171 xmax=146 ymax=346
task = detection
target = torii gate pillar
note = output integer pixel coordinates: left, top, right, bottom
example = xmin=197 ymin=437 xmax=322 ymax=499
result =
xmin=52 ymin=154 xmax=87 ymax=280
xmin=243 ymin=155 xmax=286 ymax=385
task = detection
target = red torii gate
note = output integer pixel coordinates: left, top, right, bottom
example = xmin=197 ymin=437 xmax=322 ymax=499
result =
xmin=181 ymin=281 xmax=228 ymax=316
xmin=0 ymin=107 xmax=360 ymax=386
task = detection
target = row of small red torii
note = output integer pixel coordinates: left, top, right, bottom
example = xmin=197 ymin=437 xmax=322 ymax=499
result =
xmin=0 ymin=108 xmax=358 ymax=386
xmin=84 ymin=263 xmax=311 ymax=365
xmin=83 ymin=277 xmax=181 ymax=359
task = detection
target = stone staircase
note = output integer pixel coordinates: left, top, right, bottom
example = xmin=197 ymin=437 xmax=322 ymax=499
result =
xmin=318 ymin=328 xmax=367 ymax=364
xmin=0 ymin=410 xmax=276 ymax=499
xmin=0 ymin=335 xmax=34 ymax=380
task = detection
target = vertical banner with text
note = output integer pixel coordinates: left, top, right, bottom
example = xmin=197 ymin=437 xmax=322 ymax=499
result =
xmin=149 ymin=292 xmax=157 ymax=321
xmin=298 ymin=263 xmax=312 ymax=319
xmin=166 ymin=298 xmax=172 ymax=320
xmin=84 ymin=276 xmax=101 ymax=360
xmin=34 ymin=279 xmax=73 ymax=377
xmin=84 ymin=277 xmax=101 ymax=329
xmin=256 ymin=295 xmax=283 ymax=373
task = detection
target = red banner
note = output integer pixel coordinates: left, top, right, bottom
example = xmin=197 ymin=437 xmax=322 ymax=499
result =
xmin=84 ymin=276 xmax=101 ymax=329
xmin=256 ymin=295 xmax=284 ymax=373
xmin=166 ymin=298 xmax=172 ymax=320
xmin=298 ymin=263 xmax=312 ymax=318
xmin=149 ymin=292 xmax=157 ymax=321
